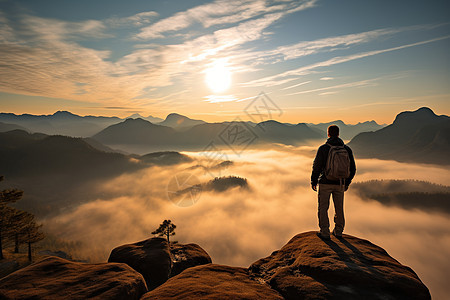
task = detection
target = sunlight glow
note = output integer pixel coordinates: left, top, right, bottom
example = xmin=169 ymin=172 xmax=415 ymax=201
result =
xmin=205 ymin=59 xmax=232 ymax=93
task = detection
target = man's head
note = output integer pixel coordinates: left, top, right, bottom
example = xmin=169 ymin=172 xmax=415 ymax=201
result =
xmin=327 ymin=125 xmax=339 ymax=138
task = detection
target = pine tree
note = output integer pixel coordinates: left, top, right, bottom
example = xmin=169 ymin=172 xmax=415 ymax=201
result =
xmin=22 ymin=220 xmax=45 ymax=262
xmin=152 ymin=220 xmax=176 ymax=243
xmin=0 ymin=176 xmax=24 ymax=260
xmin=6 ymin=210 xmax=34 ymax=253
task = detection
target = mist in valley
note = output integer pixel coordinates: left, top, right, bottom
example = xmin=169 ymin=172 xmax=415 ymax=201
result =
xmin=38 ymin=145 xmax=450 ymax=299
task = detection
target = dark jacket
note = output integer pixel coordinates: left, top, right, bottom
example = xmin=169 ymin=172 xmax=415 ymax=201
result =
xmin=311 ymin=136 xmax=356 ymax=187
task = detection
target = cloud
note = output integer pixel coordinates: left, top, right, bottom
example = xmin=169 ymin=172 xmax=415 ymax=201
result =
xmin=280 ymin=81 xmax=312 ymax=90
xmin=286 ymin=78 xmax=378 ymax=96
xmin=41 ymin=146 xmax=450 ymax=299
xmin=239 ymin=23 xmax=447 ymax=68
xmin=0 ymin=4 xmax=447 ymax=114
xmin=24 ymin=15 xmax=110 ymax=40
xmin=105 ymin=11 xmax=159 ymax=27
xmin=204 ymin=95 xmax=238 ymax=103
xmin=242 ymin=35 xmax=450 ymax=87
xmin=136 ymin=0 xmax=316 ymax=39
xmin=0 ymin=3 xmax=309 ymax=106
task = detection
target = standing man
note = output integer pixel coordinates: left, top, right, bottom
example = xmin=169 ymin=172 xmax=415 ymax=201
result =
xmin=311 ymin=125 xmax=356 ymax=239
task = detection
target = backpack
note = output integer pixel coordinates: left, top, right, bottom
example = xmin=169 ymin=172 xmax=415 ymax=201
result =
xmin=325 ymin=143 xmax=350 ymax=187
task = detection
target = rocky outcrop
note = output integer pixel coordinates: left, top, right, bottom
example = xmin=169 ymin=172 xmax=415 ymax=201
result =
xmin=0 ymin=256 xmax=147 ymax=300
xmin=170 ymin=243 xmax=212 ymax=277
xmin=141 ymin=264 xmax=284 ymax=300
xmin=0 ymin=232 xmax=431 ymax=299
xmin=108 ymin=237 xmax=172 ymax=290
xmin=108 ymin=237 xmax=212 ymax=290
xmin=249 ymin=231 xmax=430 ymax=299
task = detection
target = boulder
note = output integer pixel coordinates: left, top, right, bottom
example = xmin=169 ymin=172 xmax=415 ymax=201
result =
xmin=141 ymin=264 xmax=284 ymax=300
xmin=170 ymin=243 xmax=212 ymax=277
xmin=108 ymin=237 xmax=172 ymax=290
xmin=108 ymin=238 xmax=212 ymax=290
xmin=0 ymin=256 xmax=147 ymax=299
xmin=249 ymin=231 xmax=431 ymax=299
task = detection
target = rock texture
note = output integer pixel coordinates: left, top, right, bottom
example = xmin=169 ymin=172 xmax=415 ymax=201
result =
xmin=0 ymin=256 xmax=147 ymax=300
xmin=170 ymin=243 xmax=212 ymax=277
xmin=142 ymin=264 xmax=284 ymax=300
xmin=249 ymin=231 xmax=430 ymax=300
xmin=108 ymin=237 xmax=172 ymax=290
xmin=108 ymin=237 xmax=212 ymax=290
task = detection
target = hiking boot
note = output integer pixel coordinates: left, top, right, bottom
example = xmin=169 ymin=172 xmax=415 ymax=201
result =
xmin=332 ymin=229 xmax=343 ymax=238
xmin=316 ymin=232 xmax=331 ymax=240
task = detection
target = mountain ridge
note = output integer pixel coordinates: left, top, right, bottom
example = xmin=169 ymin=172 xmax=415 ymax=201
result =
xmin=349 ymin=107 xmax=449 ymax=165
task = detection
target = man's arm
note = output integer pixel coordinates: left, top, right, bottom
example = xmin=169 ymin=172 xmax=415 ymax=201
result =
xmin=345 ymin=146 xmax=356 ymax=187
xmin=311 ymin=146 xmax=325 ymax=190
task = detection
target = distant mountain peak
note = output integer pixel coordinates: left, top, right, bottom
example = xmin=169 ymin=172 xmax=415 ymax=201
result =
xmin=124 ymin=117 xmax=151 ymax=123
xmin=53 ymin=111 xmax=78 ymax=117
xmin=394 ymin=107 xmax=439 ymax=124
xmin=127 ymin=113 xmax=143 ymax=119
xmin=165 ymin=113 xmax=190 ymax=121
xmin=167 ymin=112 xmax=183 ymax=117
xmin=159 ymin=113 xmax=205 ymax=128
xmin=258 ymin=120 xmax=284 ymax=126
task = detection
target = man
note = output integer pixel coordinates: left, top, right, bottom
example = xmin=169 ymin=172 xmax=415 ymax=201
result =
xmin=311 ymin=125 xmax=356 ymax=239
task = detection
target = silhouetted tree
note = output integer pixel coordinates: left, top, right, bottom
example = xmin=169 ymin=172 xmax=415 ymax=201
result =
xmin=152 ymin=220 xmax=176 ymax=243
xmin=22 ymin=219 xmax=45 ymax=262
xmin=7 ymin=210 xmax=34 ymax=253
xmin=0 ymin=176 xmax=24 ymax=260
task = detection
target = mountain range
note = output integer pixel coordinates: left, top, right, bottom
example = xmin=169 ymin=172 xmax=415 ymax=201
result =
xmin=92 ymin=118 xmax=323 ymax=153
xmin=0 ymin=111 xmax=164 ymax=137
xmin=1 ymin=107 xmax=447 ymax=165
xmin=348 ymin=107 xmax=450 ymax=165
xmin=0 ymin=111 xmax=384 ymax=141
xmin=308 ymin=120 xmax=384 ymax=140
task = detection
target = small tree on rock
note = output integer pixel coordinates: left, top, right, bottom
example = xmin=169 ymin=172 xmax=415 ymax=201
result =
xmin=152 ymin=220 xmax=176 ymax=243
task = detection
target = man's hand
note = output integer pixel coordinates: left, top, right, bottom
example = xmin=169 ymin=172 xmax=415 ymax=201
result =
xmin=311 ymin=184 xmax=317 ymax=192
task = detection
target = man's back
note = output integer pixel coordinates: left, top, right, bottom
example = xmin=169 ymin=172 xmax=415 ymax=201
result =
xmin=311 ymin=125 xmax=356 ymax=239
xmin=311 ymin=136 xmax=356 ymax=188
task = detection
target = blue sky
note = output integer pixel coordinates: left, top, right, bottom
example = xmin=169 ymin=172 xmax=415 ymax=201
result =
xmin=0 ymin=0 xmax=449 ymax=123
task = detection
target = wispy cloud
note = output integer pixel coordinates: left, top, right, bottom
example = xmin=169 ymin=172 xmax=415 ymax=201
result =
xmin=203 ymin=95 xmax=238 ymax=103
xmin=0 ymin=1 xmax=447 ymax=114
xmin=286 ymin=79 xmax=378 ymax=96
xmin=241 ymin=23 xmax=446 ymax=67
xmin=280 ymin=81 xmax=312 ymax=90
xmin=0 ymin=0 xmax=317 ymax=107
xmin=243 ymin=35 xmax=450 ymax=87
xmin=136 ymin=0 xmax=316 ymax=39
xmin=319 ymin=91 xmax=338 ymax=96
xmin=105 ymin=11 xmax=159 ymax=27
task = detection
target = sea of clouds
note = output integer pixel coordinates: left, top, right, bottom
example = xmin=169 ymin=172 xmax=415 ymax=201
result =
xmin=43 ymin=145 xmax=450 ymax=299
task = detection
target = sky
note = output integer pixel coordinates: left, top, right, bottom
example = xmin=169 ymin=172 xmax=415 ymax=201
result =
xmin=0 ymin=0 xmax=449 ymax=123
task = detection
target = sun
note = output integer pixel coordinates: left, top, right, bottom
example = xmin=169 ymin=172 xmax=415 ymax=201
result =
xmin=205 ymin=59 xmax=232 ymax=94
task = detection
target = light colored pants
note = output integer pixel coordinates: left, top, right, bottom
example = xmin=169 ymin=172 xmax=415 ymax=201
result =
xmin=318 ymin=184 xmax=345 ymax=236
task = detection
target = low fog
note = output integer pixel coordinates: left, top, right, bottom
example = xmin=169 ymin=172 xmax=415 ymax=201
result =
xmin=42 ymin=146 xmax=450 ymax=299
